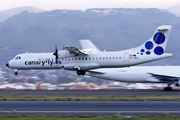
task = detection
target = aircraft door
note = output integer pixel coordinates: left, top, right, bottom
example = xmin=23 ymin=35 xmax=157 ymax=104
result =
xmin=124 ymin=53 xmax=129 ymax=65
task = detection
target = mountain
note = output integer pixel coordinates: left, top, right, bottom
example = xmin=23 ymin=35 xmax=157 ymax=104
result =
xmin=0 ymin=8 xmax=180 ymax=66
xmin=167 ymin=4 xmax=180 ymax=17
xmin=0 ymin=6 xmax=44 ymax=22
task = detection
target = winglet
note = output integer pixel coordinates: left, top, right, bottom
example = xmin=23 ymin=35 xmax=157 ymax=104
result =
xmin=79 ymin=39 xmax=101 ymax=52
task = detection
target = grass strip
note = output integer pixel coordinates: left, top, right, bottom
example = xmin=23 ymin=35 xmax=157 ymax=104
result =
xmin=0 ymin=94 xmax=180 ymax=101
xmin=0 ymin=115 xmax=180 ymax=120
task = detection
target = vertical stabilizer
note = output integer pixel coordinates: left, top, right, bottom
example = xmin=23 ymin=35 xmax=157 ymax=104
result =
xmin=79 ymin=39 xmax=100 ymax=52
xmin=128 ymin=25 xmax=172 ymax=56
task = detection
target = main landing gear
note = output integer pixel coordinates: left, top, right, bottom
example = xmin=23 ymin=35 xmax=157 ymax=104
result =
xmin=14 ymin=69 xmax=19 ymax=75
xmin=77 ymin=70 xmax=86 ymax=75
xmin=163 ymin=82 xmax=173 ymax=91
xmin=164 ymin=87 xmax=172 ymax=91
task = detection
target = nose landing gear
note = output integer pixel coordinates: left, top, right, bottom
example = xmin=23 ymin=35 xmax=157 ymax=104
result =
xmin=14 ymin=69 xmax=19 ymax=75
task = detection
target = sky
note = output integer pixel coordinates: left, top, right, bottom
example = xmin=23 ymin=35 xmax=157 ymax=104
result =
xmin=0 ymin=0 xmax=179 ymax=11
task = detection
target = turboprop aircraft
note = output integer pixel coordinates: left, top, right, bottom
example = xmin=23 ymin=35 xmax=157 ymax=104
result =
xmin=86 ymin=66 xmax=180 ymax=91
xmin=6 ymin=25 xmax=172 ymax=75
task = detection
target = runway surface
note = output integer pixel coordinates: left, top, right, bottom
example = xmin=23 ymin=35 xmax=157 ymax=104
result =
xmin=0 ymin=101 xmax=180 ymax=115
xmin=0 ymin=89 xmax=180 ymax=95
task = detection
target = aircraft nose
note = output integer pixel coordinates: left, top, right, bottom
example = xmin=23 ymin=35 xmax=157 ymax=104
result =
xmin=6 ymin=62 xmax=9 ymax=67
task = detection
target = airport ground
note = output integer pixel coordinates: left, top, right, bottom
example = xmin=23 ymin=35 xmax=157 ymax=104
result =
xmin=0 ymin=89 xmax=180 ymax=117
xmin=0 ymin=101 xmax=180 ymax=116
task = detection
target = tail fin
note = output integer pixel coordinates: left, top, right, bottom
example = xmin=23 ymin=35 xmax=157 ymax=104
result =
xmin=79 ymin=39 xmax=100 ymax=52
xmin=135 ymin=25 xmax=172 ymax=55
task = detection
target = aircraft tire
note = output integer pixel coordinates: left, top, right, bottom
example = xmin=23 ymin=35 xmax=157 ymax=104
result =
xmin=81 ymin=71 xmax=86 ymax=75
xmin=76 ymin=70 xmax=86 ymax=75
xmin=77 ymin=70 xmax=81 ymax=75
xmin=164 ymin=87 xmax=173 ymax=91
xmin=14 ymin=72 xmax=18 ymax=75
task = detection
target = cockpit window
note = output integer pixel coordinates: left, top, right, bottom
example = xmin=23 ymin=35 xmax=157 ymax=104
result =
xmin=15 ymin=56 xmax=21 ymax=60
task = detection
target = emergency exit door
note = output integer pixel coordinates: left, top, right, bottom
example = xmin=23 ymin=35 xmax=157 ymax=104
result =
xmin=124 ymin=53 xmax=129 ymax=65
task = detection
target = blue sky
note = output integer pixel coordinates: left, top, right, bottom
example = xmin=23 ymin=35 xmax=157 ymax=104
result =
xmin=0 ymin=0 xmax=179 ymax=11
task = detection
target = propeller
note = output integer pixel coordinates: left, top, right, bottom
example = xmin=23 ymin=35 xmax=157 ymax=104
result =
xmin=63 ymin=44 xmax=65 ymax=50
xmin=53 ymin=44 xmax=58 ymax=61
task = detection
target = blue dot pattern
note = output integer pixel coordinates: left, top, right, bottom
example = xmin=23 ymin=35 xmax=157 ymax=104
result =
xmin=145 ymin=41 xmax=153 ymax=50
xmin=153 ymin=32 xmax=165 ymax=44
xmin=146 ymin=51 xmax=151 ymax=55
xmin=154 ymin=46 xmax=164 ymax=55
xmin=141 ymin=49 xmax=145 ymax=52
xmin=138 ymin=32 xmax=165 ymax=56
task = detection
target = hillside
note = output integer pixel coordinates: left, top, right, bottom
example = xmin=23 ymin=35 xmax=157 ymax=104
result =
xmin=167 ymin=4 xmax=180 ymax=17
xmin=1 ymin=8 xmax=180 ymax=66
xmin=0 ymin=6 xmax=44 ymax=22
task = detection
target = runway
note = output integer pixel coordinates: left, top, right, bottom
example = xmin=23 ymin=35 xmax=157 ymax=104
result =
xmin=0 ymin=101 xmax=180 ymax=115
xmin=0 ymin=89 xmax=180 ymax=95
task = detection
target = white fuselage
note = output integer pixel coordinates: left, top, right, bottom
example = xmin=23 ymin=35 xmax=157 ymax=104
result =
xmin=87 ymin=66 xmax=180 ymax=83
xmin=7 ymin=50 xmax=172 ymax=71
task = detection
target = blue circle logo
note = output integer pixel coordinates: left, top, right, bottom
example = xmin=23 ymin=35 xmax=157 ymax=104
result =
xmin=153 ymin=32 xmax=165 ymax=44
xmin=145 ymin=41 xmax=153 ymax=50
xmin=154 ymin=46 xmax=164 ymax=55
xmin=141 ymin=49 xmax=145 ymax=52
xmin=146 ymin=51 xmax=151 ymax=55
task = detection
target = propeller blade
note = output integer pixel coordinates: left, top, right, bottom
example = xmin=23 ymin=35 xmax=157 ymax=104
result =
xmin=53 ymin=44 xmax=58 ymax=61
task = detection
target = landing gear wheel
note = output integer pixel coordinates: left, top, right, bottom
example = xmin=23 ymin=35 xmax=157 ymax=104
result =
xmin=164 ymin=87 xmax=173 ymax=91
xmin=76 ymin=70 xmax=86 ymax=75
xmin=14 ymin=72 xmax=18 ymax=75
xmin=81 ymin=71 xmax=86 ymax=75
xmin=77 ymin=70 xmax=81 ymax=75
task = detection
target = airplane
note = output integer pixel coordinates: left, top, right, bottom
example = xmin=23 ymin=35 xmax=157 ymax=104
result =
xmin=6 ymin=25 xmax=172 ymax=76
xmin=86 ymin=66 xmax=180 ymax=91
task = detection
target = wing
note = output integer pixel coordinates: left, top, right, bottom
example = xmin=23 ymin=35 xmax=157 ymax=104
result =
xmin=148 ymin=73 xmax=180 ymax=81
xmin=64 ymin=46 xmax=87 ymax=56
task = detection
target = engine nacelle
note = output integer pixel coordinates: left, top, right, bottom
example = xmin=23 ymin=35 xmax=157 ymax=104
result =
xmin=175 ymin=79 xmax=180 ymax=86
xmin=58 ymin=50 xmax=74 ymax=58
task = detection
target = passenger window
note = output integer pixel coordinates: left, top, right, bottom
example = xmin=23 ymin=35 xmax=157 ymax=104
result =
xmin=96 ymin=57 xmax=98 ymax=60
xmin=109 ymin=57 xmax=111 ymax=59
xmin=89 ymin=58 xmax=91 ymax=60
xmin=75 ymin=58 xmax=77 ymax=60
xmin=106 ymin=57 xmax=108 ymax=59
xmin=82 ymin=58 xmax=84 ymax=60
xmin=79 ymin=58 xmax=81 ymax=60
xmin=99 ymin=57 xmax=101 ymax=60
xmin=85 ymin=58 xmax=87 ymax=60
